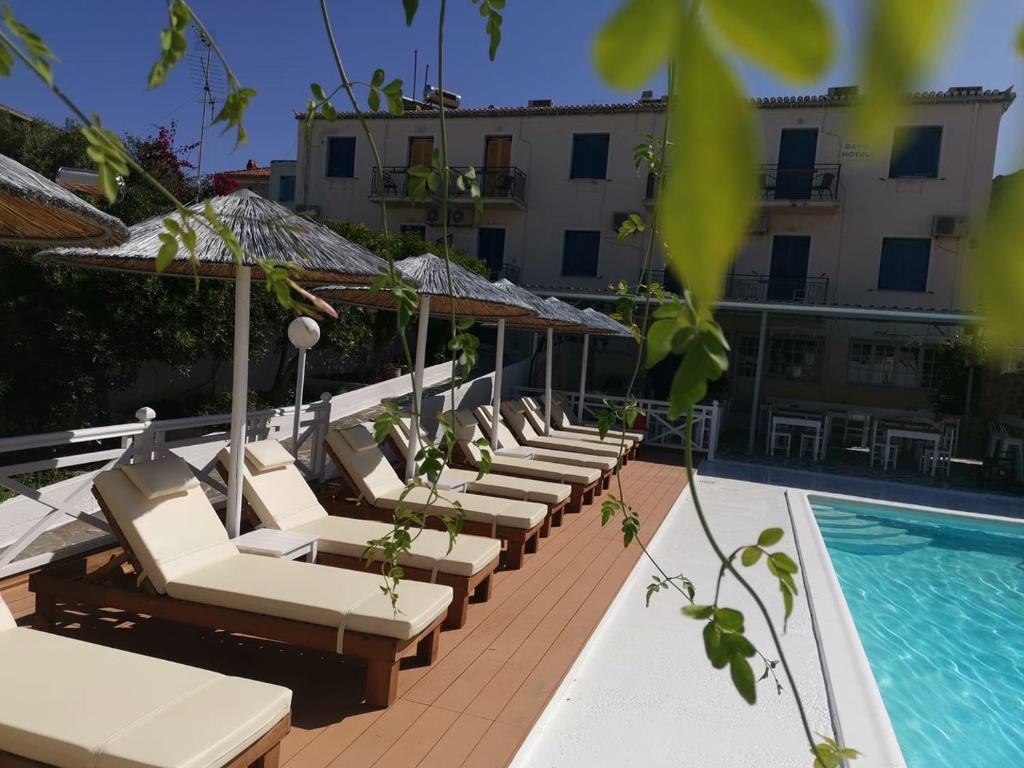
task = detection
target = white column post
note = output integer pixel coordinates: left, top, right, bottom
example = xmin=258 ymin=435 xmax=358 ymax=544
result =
xmin=287 ymin=317 xmax=320 ymax=458
xmin=709 ymin=400 xmax=720 ymax=460
xmin=577 ymin=333 xmax=590 ymax=422
xmin=490 ymin=318 xmax=505 ymax=451
xmin=226 ymin=266 xmax=251 ymax=538
xmin=544 ymin=326 xmax=554 ymax=436
xmin=747 ymin=310 xmax=768 ymax=455
xmin=132 ymin=407 xmax=156 ymax=463
xmin=406 ymin=296 xmax=431 ymax=482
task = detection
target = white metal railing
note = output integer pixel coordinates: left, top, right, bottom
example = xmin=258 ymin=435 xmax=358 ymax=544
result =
xmin=513 ymin=386 xmax=722 ymax=458
xmin=0 ymin=397 xmax=333 ymax=579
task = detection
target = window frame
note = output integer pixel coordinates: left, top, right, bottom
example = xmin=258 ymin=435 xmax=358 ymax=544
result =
xmin=476 ymin=226 xmax=508 ymax=277
xmin=561 ymin=229 xmax=602 ymax=277
xmin=888 ymin=125 xmax=943 ymax=179
xmin=569 ymin=132 xmax=611 ymax=180
xmin=325 ymin=136 xmax=357 ymax=178
xmin=765 ymin=335 xmax=823 ymax=382
xmin=277 ymin=174 xmax=295 ymax=203
xmin=877 ymin=236 xmax=931 ymax=293
xmin=847 ymin=339 xmax=937 ymax=389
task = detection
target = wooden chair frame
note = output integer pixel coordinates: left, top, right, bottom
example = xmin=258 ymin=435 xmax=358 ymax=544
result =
xmin=320 ymin=441 xmax=544 ymax=570
xmin=212 ymin=459 xmax=498 ymax=630
xmin=28 ymin=489 xmax=444 ymax=708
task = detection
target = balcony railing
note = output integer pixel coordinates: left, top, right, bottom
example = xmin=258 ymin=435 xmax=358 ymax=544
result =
xmin=759 ymin=164 xmax=840 ymax=201
xmin=725 ymin=273 xmax=829 ymax=304
xmin=645 ymin=164 xmax=841 ymax=203
xmin=371 ymin=165 xmax=526 ymax=205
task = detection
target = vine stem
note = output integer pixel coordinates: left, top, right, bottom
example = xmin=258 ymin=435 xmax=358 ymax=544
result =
xmin=683 ymin=408 xmax=818 ymax=752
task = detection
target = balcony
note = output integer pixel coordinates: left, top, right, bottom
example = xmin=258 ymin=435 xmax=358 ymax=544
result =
xmin=758 ymin=164 xmax=840 ymax=211
xmin=370 ymin=165 xmax=526 ymax=208
xmin=725 ymin=273 xmax=829 ymax=304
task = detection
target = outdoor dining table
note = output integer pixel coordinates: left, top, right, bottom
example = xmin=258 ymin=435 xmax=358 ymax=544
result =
xmin=770 ymin=411 xmax=826 ymax=461
xmin=883 ymin=425 xmax=941 ymax=475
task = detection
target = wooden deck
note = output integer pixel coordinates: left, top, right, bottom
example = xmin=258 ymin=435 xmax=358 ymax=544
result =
xmin=3 ymin=450 xmax=687 ymax=768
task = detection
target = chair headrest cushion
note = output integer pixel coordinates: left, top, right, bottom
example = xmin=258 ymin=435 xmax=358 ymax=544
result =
xmin=340 ymin=425 xmax=379 ymax=453
xmin=244 ymin=440 xmax=294 ymax=473
xmin=122 ymin=457 xmax=200 ymax=501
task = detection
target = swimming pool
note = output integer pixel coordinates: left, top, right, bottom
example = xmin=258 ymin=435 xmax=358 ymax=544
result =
xmin=808 ymin=495 xmax=1024 ymax=767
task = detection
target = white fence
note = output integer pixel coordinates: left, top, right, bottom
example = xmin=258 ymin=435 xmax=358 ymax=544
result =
xmin=514 ymin=387 xmax=722 ymax=458
xmin=0 ymin=359 xmax=531 ymax=580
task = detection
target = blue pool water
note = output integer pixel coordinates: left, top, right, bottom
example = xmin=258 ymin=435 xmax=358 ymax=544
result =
xmin=809 ymin=495 xmax=1024 ymax=767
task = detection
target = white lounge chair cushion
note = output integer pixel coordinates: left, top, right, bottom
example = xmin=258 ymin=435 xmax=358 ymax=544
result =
xmin=0 ymin=595 xmax=13 ymax=631
xmin=326 ymin=429 xmax=406 ymax=504
xmin=472 ymin=406 xmax=616 ymax=471
xmin=244 ymin=440 xmax=295 ymax=473
xmin=122 ymin=457 xmax=200 ymax=501
xmin=293 ymin=516 xmax=500 ymax=578
xmin=439 ymin=468 xmax=570 ymax=506
xmin=220 ymin=444 xmax=326 ymax=531
xmin=95 ymin=467 xmax=238 ymax=594
xmin=0 ymin=626 xmax=290 ymax=768
xmin=490 ymin=455 xmax=600 ymax=485
xmin=167 ymin=553 xmax=452 ymax=641
xmin=512 ymin=400 xmax=633 ymax=450
xmin=374 ymin=486 xmax=546 ymax=531
xmin=496 ymin=446 xmax=533 ymax=459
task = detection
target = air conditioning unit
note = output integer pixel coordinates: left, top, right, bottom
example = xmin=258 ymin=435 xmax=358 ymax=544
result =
xmin=426 ymin=208 xmax=441 ymax=225
xmin=932 ymin=215 xmax=968 ymax=238
xmin=448 ymin=208 xmax=471 ymax=227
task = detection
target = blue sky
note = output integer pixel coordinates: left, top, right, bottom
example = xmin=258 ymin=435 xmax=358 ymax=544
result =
xmin=5 ymin=1 xmax=1022 ymax=175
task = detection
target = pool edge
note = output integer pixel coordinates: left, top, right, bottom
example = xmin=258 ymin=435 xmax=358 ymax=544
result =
xmin=787 ymin=489 xmax=907 ymax=768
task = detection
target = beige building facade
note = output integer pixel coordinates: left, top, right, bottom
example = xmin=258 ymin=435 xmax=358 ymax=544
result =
xmin=282 ymin=86 xmax=1015 ymax=425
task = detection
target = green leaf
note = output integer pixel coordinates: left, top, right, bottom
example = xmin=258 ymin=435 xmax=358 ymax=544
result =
xmin=402 ymin=0 xmax=419 ymax=25
xmin=371 ymin=68 xmax=385 ymax=87
xmin=310 ymin=82 xmax=328 ymax=102
xmin=156 ymin=233 xmax=178 ymax=272
xmin=856 ymin=0 xmax=958 ymax=143
xmin=714 ymin=607 xmax=744 ymax=632
xmin=660 ymin=18 xmax=757 ymax=307
xmin=702 ymin=621 xmax=730 ymax=668
xmin=0 ymin=43 xmax=13 ymax=77
xmin=667 ymin=346 xmax=714 ymax=420
xmin=740 ymin=546 xmax=762 ymax=567
xmin=367 ymin=88 xmax=381 ymax=112
xmin=757 ymin=527 xmax=784 ymax=547
xmin=977 ymin=172 xmax=1024 ymax=346
xmin=1018 ymin=22 xmax=1024 ymax=57
xmin=645 ymin=318 xmax=678 ymax=368
xmin=682 ymin=604 xmax=713 ymax=620
xmin=730 ymin=654 xmax=757 ymax=704
xmin=593 ymin=0 xmax=679 ymax=89
xmin=780 ymin=581 xmax=795 ymax=626
xmin=705 ymin=0 xmax=833 ymax=83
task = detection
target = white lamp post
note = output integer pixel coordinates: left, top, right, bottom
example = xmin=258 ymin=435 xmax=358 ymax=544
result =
xmin=288 ymin=316 xmax=321 ymax=457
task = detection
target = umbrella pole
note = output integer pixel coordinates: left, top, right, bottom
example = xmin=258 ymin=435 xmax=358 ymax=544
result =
xmin=406 ymin=296 xmax=431 ymax=482
xmin=226 ymin=265 xmax=251 ymax=539
xmin=291 ymin=346 xmax=307 ymax=458
xmin=544 ymin=327 xmax=553 ymax=436
xmin=578 ymin=333 xmax=589 ymax=422
xmin=490 ymin=319 xmax=505 ymax=451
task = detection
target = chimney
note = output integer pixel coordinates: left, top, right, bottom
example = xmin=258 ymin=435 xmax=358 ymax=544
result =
xmin=246 ymin=159 xmax=259 ymax=170
xmin=527 ymin=98 xmax=553 ymax=108
xmin=639 ymin=90 xmax=654 ymax=101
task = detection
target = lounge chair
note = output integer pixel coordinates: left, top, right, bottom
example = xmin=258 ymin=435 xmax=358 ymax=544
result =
xmin=322 ymin=425 xmax=547 ymax=569
xmin=29 ymin=456 xmax=453 ymax=707
xmin=0 ymin=595 xmax=291 ymax=768
xmin=500 ymin=400 xmax=626 ymax=460
xmin=519 ymin=397 xmax=639 ymax=459
xmin=215 ymin=439 xmax=500 ymax=629
xmin=384 ymin=414 xmax=572 ymax=529
xmin=450 ymin=410 xmax=601 ymax=514
xmin=472 ymin=405 xmax=617 ymax=490
xmin=531 ymin=394 xmax=646 ymax=444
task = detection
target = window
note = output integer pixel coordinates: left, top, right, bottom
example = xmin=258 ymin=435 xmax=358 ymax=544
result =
xmin=878 ymin=237 xmax=930 ymax=292
xmin=562 ymin=230 xmax=601 ymax=276
xmin=326 ymin=137 xmax=356 ymax=177
xmin=889 ymin=126 xmax=942 ymax=178
xmin=400 ymin=224 xmax=426 ymax=239
xmin=477 ymin=227 xmax=506 ymax=276
xmin=733 ymin=335 xmax=760 ymax=378
xmin=570 ymin=133 xmax=610 ymax=179
xmin=848 ymin=341 xmax=937 ymax=389
xmin=766 ymin=336 xmax=821 ymax=381
xmin=408 ymin=136 xmax=433 ymax=167
xmin=277 ymin=175 xmax=295 ymax=203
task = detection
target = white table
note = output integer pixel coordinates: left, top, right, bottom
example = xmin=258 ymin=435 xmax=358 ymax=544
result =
xmin=770 ymin=415 xmax=824 ymax=461
xmin=884 ymin=428 xmax=940 ymax=475
xmin=233 ymin=528 xmax=318 ymax=563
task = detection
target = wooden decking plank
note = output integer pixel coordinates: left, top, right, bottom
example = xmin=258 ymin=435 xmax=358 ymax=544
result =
xmin=413 ymin=713 xmax=493 ymax=768
xmin=370 ymin=705 xmax=461 ymax=768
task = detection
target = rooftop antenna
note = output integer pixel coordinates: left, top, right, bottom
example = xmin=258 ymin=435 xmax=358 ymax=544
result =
xmin=188 ymin=25 xmax=225 ymax=192
xmin=423 ymin=64 xmax=430 ymax=100
xmin=412 ymin=49 xmax=418 ymax=105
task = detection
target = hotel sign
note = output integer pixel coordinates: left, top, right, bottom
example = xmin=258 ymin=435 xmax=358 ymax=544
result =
xmin=841 ymin=142 xmax=872 ymax=160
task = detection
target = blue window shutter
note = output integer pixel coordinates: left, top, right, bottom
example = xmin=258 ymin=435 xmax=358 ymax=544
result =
xmin=877 ymin=237 xmax=930 ymax=291
xmin=889 ymin=126 xmax=942 ymax=178
xmin=562 ymin=230 xmax=601 ymax=276
xmin=570 ymin=134 xmax=610 ymax=179
xmin=327 ymin=137 xmax=356 ymax=177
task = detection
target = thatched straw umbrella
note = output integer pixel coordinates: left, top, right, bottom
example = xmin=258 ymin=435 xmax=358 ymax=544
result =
xmin=0 ymin=152 xmax=128 ymax=247
xmin=319 ymin=253 xmax=533 ymax=480
xmin=486 ymin=279 xmax=588 ymax=450
xmin=37 ymin=188 xmax=388 ymax=536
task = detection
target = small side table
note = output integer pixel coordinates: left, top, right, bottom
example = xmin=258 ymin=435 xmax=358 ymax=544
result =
xmin=233 ymin=528 xmax=318 ymax=563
